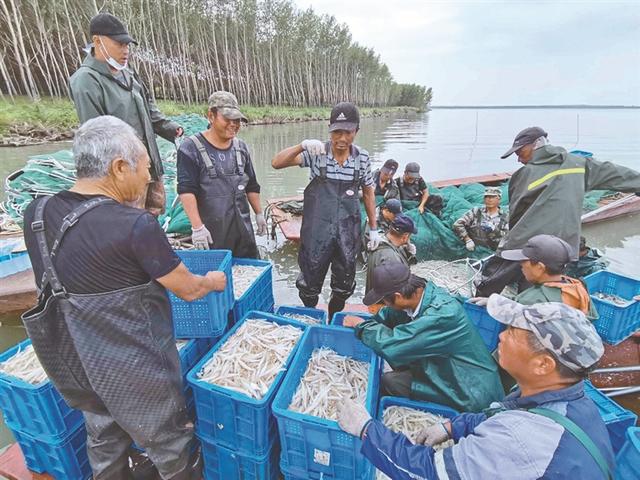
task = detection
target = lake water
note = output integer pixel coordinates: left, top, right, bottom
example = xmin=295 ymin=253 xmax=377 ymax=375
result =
xmin=0 ymin=107 xmax=639 ymax=447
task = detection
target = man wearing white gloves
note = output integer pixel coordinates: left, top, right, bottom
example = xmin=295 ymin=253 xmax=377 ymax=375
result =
xmin=177 ymin=91 xmax=266 ymax=257
xmin=272 ymin=102 xmax=378 ymax=318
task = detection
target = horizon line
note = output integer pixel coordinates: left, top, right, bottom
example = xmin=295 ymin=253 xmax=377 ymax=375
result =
xmin=430 ymin=104 xmax=639 ymax=109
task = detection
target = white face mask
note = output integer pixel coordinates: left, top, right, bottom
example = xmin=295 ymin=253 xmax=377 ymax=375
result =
xmin=99 ymin=37 xmax=127 ymax=71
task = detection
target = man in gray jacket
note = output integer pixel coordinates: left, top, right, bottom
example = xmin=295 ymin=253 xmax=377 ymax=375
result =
xmin=69 ymin=13 xmax=182 ymax=215
xmin=475 ymin=126 xmax=640 ymax=297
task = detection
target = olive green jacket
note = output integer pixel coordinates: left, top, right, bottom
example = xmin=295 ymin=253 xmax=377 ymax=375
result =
xmin=515 ymin=281 xmax=599 ymax=321
xmin=355 ymin=283 xmax=504 ymax=412
xmin=69 ymin=55 xmax=179 ymax=179
xmin=500 ymin=145 xmax=640 ymax=258
xmin=365 ymin=238 xmax=415 ymax=293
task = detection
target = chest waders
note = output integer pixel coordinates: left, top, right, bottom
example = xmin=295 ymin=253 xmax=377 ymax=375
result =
xmin=397 ymin=178 xmax=422 ymax=200
xmin=189 ymin=133 xmax=258 ymax=258
xmin=296 ymin=144 xmax=363 ymax=317
xmin=21 ymin=197 xmax=197 ymax=480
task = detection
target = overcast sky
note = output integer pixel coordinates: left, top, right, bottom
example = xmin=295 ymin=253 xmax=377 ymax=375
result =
xmin=292 ymin=0 xmax=640 ymax=106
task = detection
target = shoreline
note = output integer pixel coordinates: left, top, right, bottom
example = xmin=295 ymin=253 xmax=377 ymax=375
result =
xmin=0 ymin=97 xmax=421 ymax=147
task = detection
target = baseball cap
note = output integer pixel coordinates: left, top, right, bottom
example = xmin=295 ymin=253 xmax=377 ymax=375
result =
xmin=329 ymin=102 xmax=359 ymax=132
xmin=501 ymin=126 xmax=548 ymax=159
xmin=382 ymin=198 xmax=402 ymax=215
xmin=381 ymin=159 xmax=399 ymax=175
xmin=90 ymin=13 xmax=137 ymax=45
xmin=501 ymin=234 xmax=573 ymax=271
xmin=363 ymin=263 xmax=411 ymax=306
xmin=208 ymin=91 xmax=248 ymax=121
xmin=404 ymin=162 xmax=421 ymax=179
xmin=484 ymin=186 xmax=502 ymax=197
xmin=487 ymin=294 xmax=604 ymax=372
xmin=390 ymin=214 xmax=418 ymax=235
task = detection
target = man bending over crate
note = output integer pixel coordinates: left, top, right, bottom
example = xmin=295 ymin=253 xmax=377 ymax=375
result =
xmin=21 ymin=116 xmax=226 ymax=480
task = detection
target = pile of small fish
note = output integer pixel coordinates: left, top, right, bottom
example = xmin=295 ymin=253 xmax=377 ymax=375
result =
xmin=197 ymin=319 xmax=302 ymax=399
xmin=280 ymin=312 xmax=323 ymax=325
xmin=413 ymin=259 xmax=481 ymax=297
xmin=593 ymin=292 xmax=633 ymax=307
xmin=289 ymin=347 xmax=369 ymax=421
xmin=0 ymin=344 xmax=48 ymax=385
xmin=232 ymin=264 xmax=267 ymax=298
xmin=376 ymin=405 xmax=454 ymax=480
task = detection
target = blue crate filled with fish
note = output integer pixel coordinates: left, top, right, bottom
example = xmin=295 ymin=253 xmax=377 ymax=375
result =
xmin=276 ymin=305 xmax=328 ymax=325
xmin=462 ymin=301 xmax=505 ymax=351
xmin=10 ymin=422 xmax=91 ymax=479
xmin=198 ymin=433 xmax=280 ymax=480
xmin=272 ymin=325 xmax=381 ymax=480
xmin=583 ymin=271 xmax=640 ymax=345
xmin=169 ymin=250 xmax=234 ymax=338
xmin=330 ymin=311 xmax=373 ymax=327
xmin=0 ymin=338 xmax=83 ymax=441
xmin=187 ymin=311 xmax=306 ymax=457
xmin=232 ymin=258 xmax=275 ymax=322
xmin=584 ymin=381 xmax=638 ymax=453
xmin=615 ymin=427 xmax=640 ymax=480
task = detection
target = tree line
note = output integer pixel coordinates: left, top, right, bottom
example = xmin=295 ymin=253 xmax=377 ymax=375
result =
xmin=0 ymin=0 xmax=432 ymax=109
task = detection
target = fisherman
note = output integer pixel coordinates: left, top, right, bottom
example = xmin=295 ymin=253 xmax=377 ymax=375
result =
xmin=177 ymin=91 xmax=265 ymax=257
xmin=377 ymin=198 xmax=402 ymax=233
xmin=338 ymin=296 xmax=614 ymax=480
xmin=343 ymin=263 xmax=504 ymax=412
xmin=373 ymin=159 xmax=400 ymax=199
xmin=566 ymin=236 xmax=608 ymax=279
xmin=453 ymin=186 xmax=509 ymax=251
xmin=69 ymin=13 xmax=182 ymax=216
xmin=475 ymin=126 xmax=640 ymax=297
xmin=21 ymin=116 xmax=227 ymax=480
xmin=395 ymin=162 xmax=443 ymax=216
xmin=365 ymin=214 xmax=417 ymax=313
xmin=271 ymin=102 xmax=378 ymax=318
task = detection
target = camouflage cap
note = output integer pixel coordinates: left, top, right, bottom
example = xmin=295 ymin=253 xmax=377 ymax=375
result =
xmin=208 ymin=91 xmax=247 ymax=121
xmin=484 ymin=186 xmax=502 ymax=197
xmin=487 ymin=294 xmax=604 ymax=372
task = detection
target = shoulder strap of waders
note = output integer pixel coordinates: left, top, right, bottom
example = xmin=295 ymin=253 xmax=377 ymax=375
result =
xmin=190 ymin=134 xmax=217 ymax=178
xmin=318 ymin=142 xmax=330 ymax=179
xmin=352 ymin=145 xmax=361 ymax=185
xmin=528 ymin=407 xmax=612 ymax=480
xmin=232 ymin=138 xmax=245 ymax=175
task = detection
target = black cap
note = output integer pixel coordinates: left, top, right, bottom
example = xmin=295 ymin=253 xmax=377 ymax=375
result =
xmin=90 ymin=13 xmax=137 ymax=45
xmin=501 ymin=234 xmax=573 ymax=270
xmin=501 ymin=126 xmax=547 ymax=159
xmin=382 ymin=198 xmax=402 ymax=215
xmin=390 ymin=214 xmax=418 ymax=235
xmin=363 ymin=263 xmax=411 ymax=306
xmin=404 ymin=162 xmax=421 ymax=179
xmin=381 ymin=159 xmax=398 ymax=175
xmin=329 ymin=102 xmax=359 ymax=132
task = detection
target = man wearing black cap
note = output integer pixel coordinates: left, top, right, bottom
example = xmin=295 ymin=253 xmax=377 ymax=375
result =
xmin=373 ymin=159 xmax=400 ymax=199
xmin=69 ymin=13 xmax=183 ymax=215
xmin=343 ymin=263 xmax=503 ymax=411
xmin=475 ymin=126 xmax=640 ymax=297
xmin=377 ymin=198 xmax=402 ymax=233
xmin=396 ymin=162 xmax=443 ymax=216
xmin=272 ymin=102 xmax=378 ymax=318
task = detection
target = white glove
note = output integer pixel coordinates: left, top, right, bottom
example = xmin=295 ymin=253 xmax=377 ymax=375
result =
xmin=301 ymin=139 xmax=326 ymax=156
xmin=406 ymin=242 xmax=417 ymax=256
xmin=338 ymin=399 xmax=372 ymax=438
xmin=368 ymin=230 xmax=382 ymax=251
xmin=191 ymin=225 xmax=212 ymax=250
xmin=465 ymin=239 xmax=476 ymax=251
xmin=469 ymin=296 xmax=489 ymax=306
xmin=416 ymin=422 xmax=450 ymax=446
xmin=255 ymin=213 xmax=267 ymax=236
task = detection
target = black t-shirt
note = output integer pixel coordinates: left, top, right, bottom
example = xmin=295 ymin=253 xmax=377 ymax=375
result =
xmin=23 ymin=191 xmax=181 ymax=294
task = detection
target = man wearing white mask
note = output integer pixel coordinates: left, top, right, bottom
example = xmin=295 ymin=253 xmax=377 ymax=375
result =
xmin=69 ymin=13 xmax=183 ymax=216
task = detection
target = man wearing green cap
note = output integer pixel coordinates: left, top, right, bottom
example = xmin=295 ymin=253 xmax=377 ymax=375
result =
xmin=69 ymin=13 xmax=183 ymax=215
xmin=177 ymin=91 xmax=266 ymax=257
xmin=453 ymin=186 xmax=509 ymax=251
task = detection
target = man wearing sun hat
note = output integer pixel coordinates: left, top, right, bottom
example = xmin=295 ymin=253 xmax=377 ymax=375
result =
xmin=337 ymin=295 xmax=615 ymax=480
xmin=453 ymin=186 xmax=509 ymax=251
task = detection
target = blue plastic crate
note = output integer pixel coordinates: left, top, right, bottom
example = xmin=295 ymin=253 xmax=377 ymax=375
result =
xmin=584 ymin=271 xmax=640 ymax=344
xmin=0 ymin=251 xmax=31 ymax=278
xmin=570 ymin=149 xmax=594 ymax=158
xmin=187 ymin=311 xmax=306 ymax=457
xmin=169 ymin=250 xmax=234 ymax=338
xmin=276 ymin=305 xmax=328 ymax=325
xmin=0 ymin=339 xmax=83 ymax=440
xmin=330 ymin=311 xmax=373 ymax=327
xmin=462 ymin=301 xmax=505 ymax=351
xmin=272 ymin=325 xmax=381 ymax=480
xmin=199 ymin=434 xmax=280 ymax=480
xmin=615 ymin=427 xmax=640 ymax=480
xmin=232 ymin=258 xmax=274 ymax=322
xmin=11 ymin=422 xmax=91 ymax=479
xmin=584 ymin=381 xmax=638 ymax=453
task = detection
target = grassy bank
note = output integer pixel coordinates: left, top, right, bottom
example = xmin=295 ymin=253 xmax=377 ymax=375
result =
xmin=0 ymin=96 xmax=420 ymax=141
